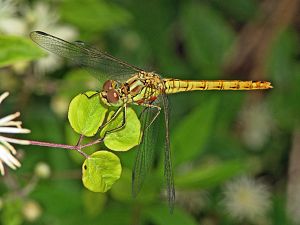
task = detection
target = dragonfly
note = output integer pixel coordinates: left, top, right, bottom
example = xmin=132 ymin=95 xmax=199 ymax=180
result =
xmin=30 ymin=31 xmax=273 ymax=211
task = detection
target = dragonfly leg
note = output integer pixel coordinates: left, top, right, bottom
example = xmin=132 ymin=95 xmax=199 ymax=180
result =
xmin=83 ymin=92 xmax=99 ymax=99
xmin=104 ymin=105 xmax=127 ymax=135
xmin=77 ymin=106 xmax=127 ymax=151
xmin=146 ymin=105 xmax=161 ymax=130
xmin=76 ymin=106 xmax=127 ymax=151
xmin=134 ymin=102 xmax=161 ymax=130
xmin=97 ymin=106 xmax=123 ymax=133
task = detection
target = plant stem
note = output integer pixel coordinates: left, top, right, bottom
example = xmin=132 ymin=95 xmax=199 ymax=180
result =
xmin=80 ymin=138 xmax=104 ymax=148
xmin=30 ymin=140 xmax=79 ymax=150
xmin=28 ymin=138 xmax=105 ymax=158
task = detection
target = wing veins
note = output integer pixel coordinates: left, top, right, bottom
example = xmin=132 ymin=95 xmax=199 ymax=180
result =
xmin=161 ymin=93 xmax=175 ymax=212
xmin=30 ymin=31 xmax=144 ymax=80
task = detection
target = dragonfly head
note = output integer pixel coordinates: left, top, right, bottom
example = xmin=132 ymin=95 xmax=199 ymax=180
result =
xmin=100 ymin=80 xmax=123 ymax=107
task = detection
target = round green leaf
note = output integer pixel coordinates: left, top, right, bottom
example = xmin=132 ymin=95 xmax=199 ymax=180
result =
xmin=68 ymin=91 xmax=108 ymax=137
xmin=101 ymin=107 xmax=141 ymax=151
xmin=82 ymin=151 xmax=122 ymax=192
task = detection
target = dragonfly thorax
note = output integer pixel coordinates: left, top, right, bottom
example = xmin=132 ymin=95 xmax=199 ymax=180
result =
xmin=124 ymin=72 xmax=164 ymax=104
xmin=100 ymin=73 xmax=165 ymax=107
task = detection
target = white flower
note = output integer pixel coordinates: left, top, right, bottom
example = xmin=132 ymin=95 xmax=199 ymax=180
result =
xmin=222 ymin=176 xmax=271 ymax=222
xmin=24 ymin=2 xmax=78 ymax=73
xmin=239 ymin=102 xmax=273 ymax=151
xmin=0 ymin=0 xmax=77 ymax=73
xmin=0 ymin=0 xmax=26 ymax=35
xmin=34 ymin=162 xmax=51 ymax=179
xmin=0 ymin=92 xmax=30 ymax=175
xmin=22 ymin=200 xmax=42 ymax=222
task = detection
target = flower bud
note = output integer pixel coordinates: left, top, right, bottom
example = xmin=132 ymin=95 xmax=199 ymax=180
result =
xmin=35 ymin=162 xmax=51 ymax=179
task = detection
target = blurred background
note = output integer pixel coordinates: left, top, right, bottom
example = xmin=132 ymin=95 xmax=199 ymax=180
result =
xmin=0 ymin=0 xmax=299 ymax=224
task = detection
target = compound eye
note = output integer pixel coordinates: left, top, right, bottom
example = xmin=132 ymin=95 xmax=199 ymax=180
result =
xmin=107 ymin=89 xmax=119 ymax=104
xmin=103 ymin=80 xmax=113 ymax=91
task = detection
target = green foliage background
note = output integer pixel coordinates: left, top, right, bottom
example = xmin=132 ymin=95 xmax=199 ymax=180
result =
xmin=0 ymin=0 xmax=297 ymax=224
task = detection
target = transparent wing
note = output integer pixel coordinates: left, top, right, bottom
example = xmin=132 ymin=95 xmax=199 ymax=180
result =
xmin=161 ymin=93 xmax=175 ymax=212
xmin=132 ymin=104 xmax=159 ymax=197
xmin=132 ymin=91 xmax=175 ymax=211
xmin=30 ymin=31 xmax=143 ymax=82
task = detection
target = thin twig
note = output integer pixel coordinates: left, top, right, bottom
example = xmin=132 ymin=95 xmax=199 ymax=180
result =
xmin=28 ymin=138 xmax=105 ymax=158
xmin=80 ymin=138 xmax=104 ymax=149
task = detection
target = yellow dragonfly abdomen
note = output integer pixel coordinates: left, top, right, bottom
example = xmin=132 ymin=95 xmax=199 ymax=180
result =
xmin=163 ymin=79 xmax=273 ymax=94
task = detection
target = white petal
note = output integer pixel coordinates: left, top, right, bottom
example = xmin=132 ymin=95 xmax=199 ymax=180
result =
xmin=0 ymin=136 xmax=30 ymax=145
xmin=0 ymin=127 xmax=31 ymax=134
xmin=0 ymin=161 xmax=4 ymax=175
xmin=0 ymin=139 xmax=16 ymax=154
xmin=0 ymin=112 xmax=20 ymax=124
xmin=0 ymin=92 xmax=9 ymax=104
xmin=0 ymin=145 xmax=21 ymax=168
xmin=0 ymin=146 xmax=16 ymax=169
xmin=1 ymin=121 xmax=23 ymax=128
xmin=7 ymin=153 xmax=21 ymax=168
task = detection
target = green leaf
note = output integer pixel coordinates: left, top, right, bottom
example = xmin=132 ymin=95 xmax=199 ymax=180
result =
xmin=145 ymin=204 xmax=197 ymax=225
xmin=175 ymin=159 xmax=249 ymax=189
xmin=82 ymin=151 xmax=122 ymax=192
xmin=61 ymin=0 xmax=131 ymax=33
xmin=272 ymin=194 xmax=293 ymax=225
xmin=212 ymin=0 xmax=258 ymax=22
xmin=101 ymin=107 xmax=141 ymax=151
xmin=181 ymin=3 xmax=234 ymax=77
xmin=0 ymin=35 xmax=44 ymax=67
xmin=128 ymin=0 xmax=188 ymax=76
xmin=1 ymin=197 xmax=23 ymax=225
xmin=172 ymin=97 xmax=219 ymax=166
xmin=68 ymin=91 xmax=108 ymax=137
xmin=31 ymin=184 xmax=81 ymax=217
